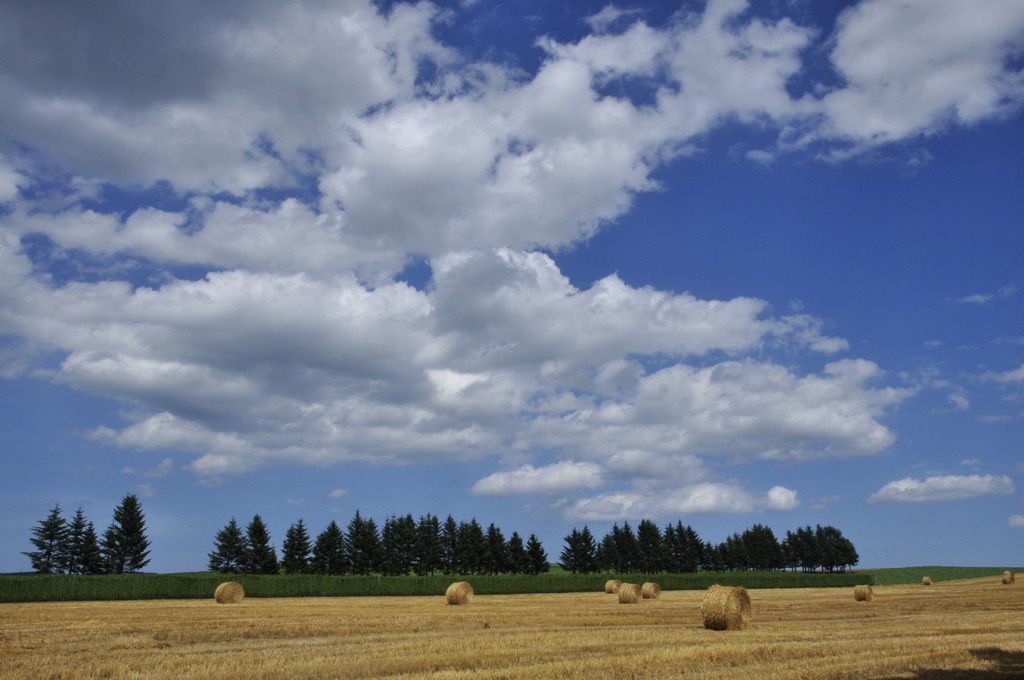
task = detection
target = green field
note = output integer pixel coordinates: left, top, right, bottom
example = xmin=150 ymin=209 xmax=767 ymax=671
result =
xmin=862 ymin=566 xmax=1019 ymax=586
xmin=0 ymin=570 xmax=873 ymax=603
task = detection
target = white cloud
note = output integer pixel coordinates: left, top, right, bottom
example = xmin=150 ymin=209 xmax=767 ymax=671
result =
xmin=328 ymin=489 xmax=348 ymax=500
xmin=471 ymin=461 xmax=605 ymax=496
xmin=985 ymin=364 xmax=1024 ymax=384
xmin=766 ymin=486 xmax=800 ymax=511
xmin=1010 ymin=515 xmax=1024 ymax=528
xmin=566 ymin=482 xmax=798 ymax=521
xmin=818 ymin=0 xmax=1024 ymax=151
xmin=868 ymin=474 xmax=1015 ymax=503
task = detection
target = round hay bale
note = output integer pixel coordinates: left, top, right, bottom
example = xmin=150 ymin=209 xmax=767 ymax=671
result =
xmin=1002 ymin=570 xmax=1015 ymax=585
xmin=701 ymin=585 xmax=751 ymax=631
xmin=922 ymin=576 xmax=933 ymax=586
xmin=853 ymin=585 xmax=873 ymax=602
xmin=604 ymin=579 xmax=622 ymax=594
xmin=641 ymin=582 xmax=661 ymax=600
xmin=618 ymin=583 xmax=641 ymax=604
xmin=214 ymin=581 xmax=245 ymax=604
xmin=446 ymin=581 xmax=473 ymax=605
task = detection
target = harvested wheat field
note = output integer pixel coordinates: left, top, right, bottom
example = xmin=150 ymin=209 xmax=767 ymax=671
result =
xmin=2 ymin=577 xmax=1023 ymax=680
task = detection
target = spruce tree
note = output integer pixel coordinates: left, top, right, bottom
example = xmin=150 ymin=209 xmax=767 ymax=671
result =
xmin=636 ymin=519 xmax=664 ymax=573
xmin=506 ymin=531 xmax=528 ymax=575
xmin=66 ymin=507 xmax=103 ymax=575
xmin=281 ymin=519 xmax=313 ymax=575
xmin=101 ymin=494 xmax=151 ymax=574
xmin=440 ymin=515 xmax=459 ymax=575
xmin=243 ymin=514 xmax=278 ymax=574
xmin=208 ymin=518 xmax=247 ymax=573
xmin=456 ymin=519 xmax=487 ymax=575
xmin=346 ymin=510 xmax=381 ymax=575
xmin=413 ymin=513 xmax=443 ymax=576
xmin=483 ymin=523 xmax=508 ymax=575
xmin=525 ymin=533 xmax=549 ymax=575
xmin=23 ymin=504 xmax=69 ymax=574
xmin=311 ymin=520 xmax=347 ymax=575
xmin=380 ymin=514 xmax=417 ymax=576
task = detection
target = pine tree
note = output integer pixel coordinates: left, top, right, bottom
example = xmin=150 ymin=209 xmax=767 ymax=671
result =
xmin=281 ymin=519 xmax=312 ymax=575
xmin=610 ymin=522 xmax=640 ymax=572
xmin=525 ymin=533 xmax=549 ymax=575
xmin=413 ymin=513 xmax=443 ymax=576
xmin=23 ymin=504 xmax=69 ymax=574
xmin=101 ymin=494 xmax=151 ymax=574
xmin=242 ymin=514 xmax=278 ymax=575
xmin=208 ymin=518 xmax=247 ymax=573
xmin=346 ymin=510 xmax=381 ymax=575
xmin=66 ymin=507 xmax=102 ymax=575
xmin=311 ymin=520 xmax=347 ymax=575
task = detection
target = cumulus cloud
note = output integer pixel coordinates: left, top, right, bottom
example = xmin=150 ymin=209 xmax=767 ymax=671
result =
xmin=868 ymin=474 xmax=1015 ymax=503
xmin=471 ymin=461 xmax=605 ymax=496
xmin=566 ymin=483 xmax=799 ymax=521
xmin=6 ymin=0 xmax=1014 ymax=511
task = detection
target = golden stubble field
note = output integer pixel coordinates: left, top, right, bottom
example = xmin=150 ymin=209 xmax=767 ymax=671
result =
xmin=2 ymin=577 xmax=1022 ymax=680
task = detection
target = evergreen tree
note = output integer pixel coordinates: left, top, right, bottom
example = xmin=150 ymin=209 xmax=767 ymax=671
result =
xmin=610 ymin=522 xmax=640 ymax=572
xmin=560 ymin=528 xmax=585 ymax=574
xmin=506 ymin=531 xmax=528 ymax=575
xmin=559 ymin=527 xmax=597 ymax=574
xmin=483 ymin=523 xmax=508 ymax=575
xmin=525 ymin=533 xmax=549 ymax=575
xmin=23 ymin=504 xmax=69 ymax=574
xmin=208 ymin=518 xmax=247 ymax=573
xmin=346 ymin=510 xmax=381 ymax=575
xmin=595 ymin=533 xmax=618 ymax=572
xmin=636 ymin=519 xmax=664 ymax=573
xmin=242 ymin=514 xmax=278 ymax=575
xmin=413 ymin=513 xmax=443 ymax=576
xmin=311 ymin=520 xmax=347 ymax=575
xmin=440 ymin=515 xmax=459 ymax=575
xmin=66 ymin=507 xmax=102 ymax=575
xmin=101 ymin=494 xmax=151 ymax=574
xmin=281 ymin=519 xmax=313 ymax=575
xmin=380 ymin=514 xmax=417 ymax=576
xmin=741 ymin=524 xmax=785 ymax=571
xmin=455 ymin=519 xmax=487 ymax=575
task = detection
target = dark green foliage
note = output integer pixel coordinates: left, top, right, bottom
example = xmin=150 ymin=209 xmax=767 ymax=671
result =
xmin=413 ymin=513 xmax=443 ymax=576
xmin=0 ymin=569 xmax=876 ymax=603
xmin=23 ymin=504 xmax=70 ymax=574
xmin=440 ymin=515 xmax=459 ymax=575
xmin=483 ymin=523 xmax=508 ymax=575
xmin=636 ymin=519 xmax=665 ymax=573
xmin=525 ymin=533 xmax=549 ymax=575
xmin=380 ymin=514 xmax=417 ymax=576
xmin=346 ymin=510 xmax=381 ymax=576
xmin=66 ymin=507 xmax=103 ymax=575
xmin=506 ymin=531 xmax=528 ymax=575
xmin=311 ymin=520 xmax=347 ymax=575
xmin=455 ymin=519 xmax=487 ymax=575
xmin=281 ymin=519 xmax=312 ymax=575
xmin=242 ymin=515 xmax=278 ymax=575
xmin=101 ymin=494 xmax=151 ymax=574
xmin=559 ymin=526 xmax=598 ymax=574
xmin=208 ymin=518 xmax=246 ymax=573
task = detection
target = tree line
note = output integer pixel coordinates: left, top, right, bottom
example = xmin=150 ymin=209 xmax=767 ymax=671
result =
xmin=22 ymin=494 xmax=151 ymax=574
xmin=208 ymin=511 xmax=551 ymax=576
xmin=560 ymin=521 xmax=859 ymax=574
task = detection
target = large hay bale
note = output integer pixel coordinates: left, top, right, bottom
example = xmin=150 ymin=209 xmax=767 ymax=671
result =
xmin=922 ymin=576 xmax=933 ymax=586
xmin=641 ymin=582 xmax=661 ymax=600
xmin=618 ymin=583 xmax=641 ymax=604
xmin=701 ymin=585 xmax=751 ymax=631
xmin=1003 ymin=571 xmax=1015 ymax=585
xmin=853 ymin=585 xmax=873 ymax=602
xmin=446 ymin=581 xmax=473 ymax=605
xmin=214 ymin=581 xmax=245 ymax=604
xmin=605 ymin=579 xmax=622 ymax=594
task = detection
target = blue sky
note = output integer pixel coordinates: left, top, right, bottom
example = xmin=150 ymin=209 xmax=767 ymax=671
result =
xmin=1 ymin=0 xmax=1022 ymax=573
